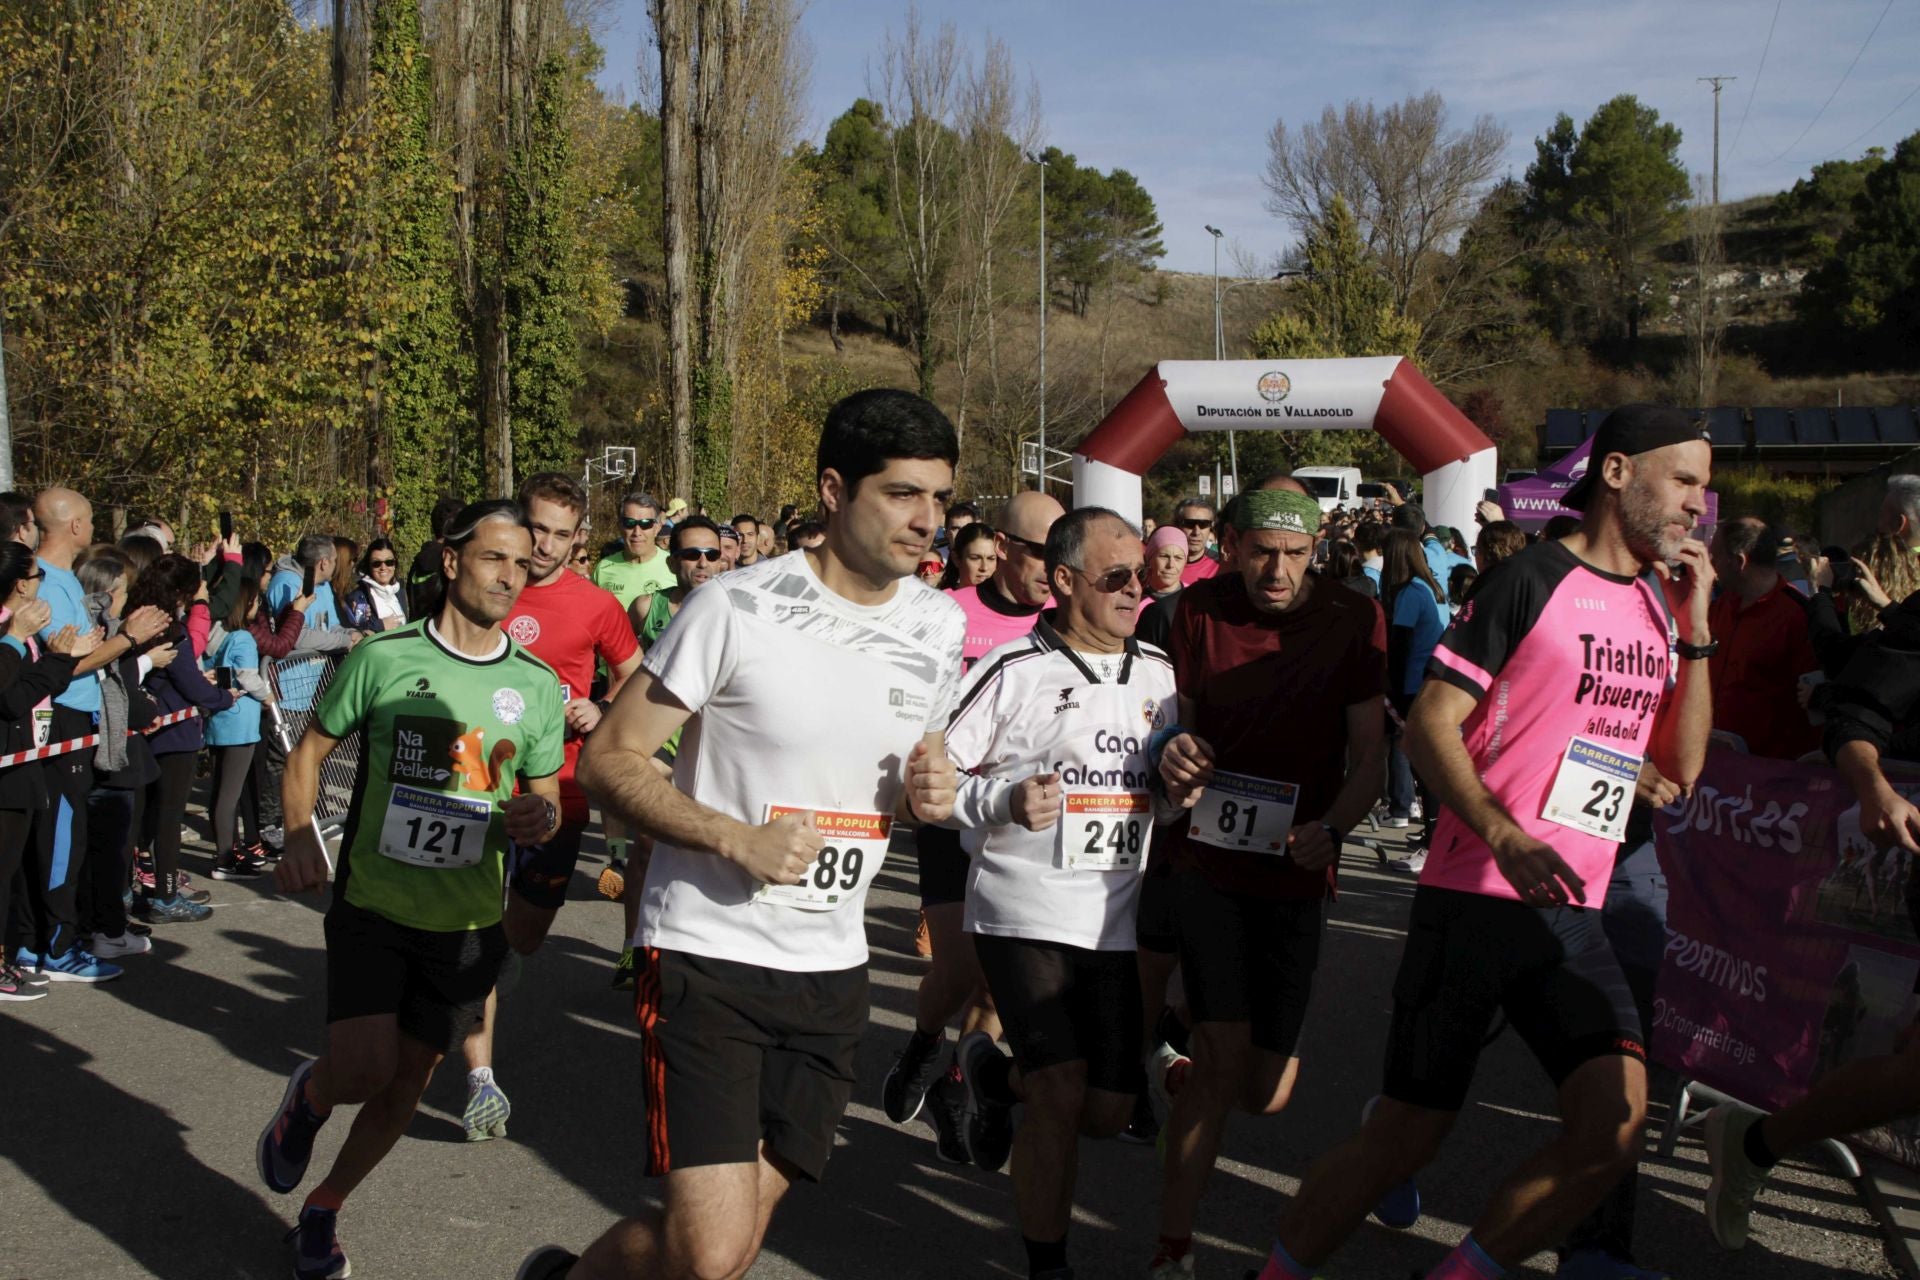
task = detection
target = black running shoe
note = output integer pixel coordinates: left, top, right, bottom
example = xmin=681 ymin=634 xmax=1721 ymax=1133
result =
xmin=957 ymin=1030 xmax=1016 ymax=1172
xmin=515 ymin=1246 xmax=578 ymax=1280
xmin=923 ymin=1071 xmax=970 ymax=1164
xmin=881 ymin=1030 xmax=946 ymax=1124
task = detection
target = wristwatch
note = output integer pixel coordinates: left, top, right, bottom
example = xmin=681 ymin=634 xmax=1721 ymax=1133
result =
xmin=1320 ymin=821 xmax=1345 ymax=848
xmin=1675 ymin=638 xmax=1719 ymax=660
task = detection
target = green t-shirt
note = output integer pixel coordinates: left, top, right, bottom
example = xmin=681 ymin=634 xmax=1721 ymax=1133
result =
xmin=317 ymin=619 xmax=566 ymax=933
xmin=593 ymin=551 xmax=676 ymax=610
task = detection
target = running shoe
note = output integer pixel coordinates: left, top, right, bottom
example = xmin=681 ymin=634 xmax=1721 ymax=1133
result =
xmin=465 ymin=1076 xmax=511 ymax=1141
xmin=1410 ymin=798 xmax=1424 ymax=821
xmin=956 ymin=1030 xmax=1016 ymax=1172
xmin=596 ymin=858 xmax=626 ymax=902
xmin=1703 ymin=1101 xmax=1772 ymax=1249
xmin=176 ymin=870 xmax=212 ymax=904
xmin=246 ymin=841 xmax=281 ymax=866
xmin=923 ymin=1071 xmax=970 ymax=1164
xmin=1388 ymin=849 xmax=1427 ymax=876
xmin=1118 ymin=1089 xmax=1159 ymax=1145
xmin=257 ymin=1059 xmax=327 ymax=1194
xmin=610 ymin=948 xmax=636 ymax=991
xmin=1383 ymin=814 xmax=1411 ymax=829
xmin=144 ymin=891 xmax=214 ymax=923
xmin=1362 ymin=1095 xmax=1422 ymax=1229
xmin=285 ymin=1204 xmax=349 ymax=1280
xmin=89 ymin=932 xmax=152 ymax=960
xmin=20 ymin=946 xmax=122 ymax=983
xmin=1146 ymin=1252 xmax=1194 ymax=1278
xmin=1147 ymin=1041 xmax=1190 ymax=1128
xmin=213 ymin=848 xmax=268 ymax=880
xmin=0 ymin=964 xmax=46 ymax=1002
xmin=10 ymin=961 xmax=48 ymax=987
xmin=516 ymin=1246 xmax=579 ymax=1279
xmin=882 ymin=1030 xmax=946 ymax=1124
xmin=1555 ymin=1248 xmax=1673 ymax=1279
xmin=134 ymin=849 xmax=156 ymax=893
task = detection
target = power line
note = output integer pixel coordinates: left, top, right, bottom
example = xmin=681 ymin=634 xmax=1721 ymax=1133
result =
xmin=1727 ymin=0 xmax=1783 ymax=157
xmin=1816 ymin=77 xmax=1920 ymax=162
xmin=1760 ymin=0 xmax=1896 ymax=162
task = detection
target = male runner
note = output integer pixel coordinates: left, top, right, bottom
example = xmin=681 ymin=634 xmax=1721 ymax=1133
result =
xmin=455 ymin=473 xmax=641 ymax=1139
xmin=255 ymin=499 xmax=567 ymax=1280
xmin=881 ymin=488 xmax=1063 ymax=1157
xmin=730 ymin=514 xmax=761 ymax=567
xmin=592 ymin=491 xmax=676 ymax=612
xmin=1251 ymin=404 xmax=1714 ymax=1280
xmin=518 ymin=388 xmax=965 ymax=1280
xmin=939 ymin=506 xmax=1182 ymax=1280
xmin=1147 ymin=482 xmax=1387 ymax=1279
xmin=1171 ymin=498 xmax=1220 ymax=587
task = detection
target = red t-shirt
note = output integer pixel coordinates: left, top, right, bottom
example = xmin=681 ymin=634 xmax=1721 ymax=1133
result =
xmin=1707 ymin=579 xmax=1820 ymax=761
xmin=503 ymin=569 xmax=638 ymax=809
xmin=1171 ymin=573 xmax=1386 ymax=899
xmin=1180 ymin=554 xmax=1221 ymax=588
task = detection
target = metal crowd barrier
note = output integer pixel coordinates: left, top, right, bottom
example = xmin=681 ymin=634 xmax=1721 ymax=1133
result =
xmin=265 ymin=652 xmax=362 ymax=834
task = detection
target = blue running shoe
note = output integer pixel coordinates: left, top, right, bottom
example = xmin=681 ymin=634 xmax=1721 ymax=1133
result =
xmin=1555 ymin=1248 xmax=1673 ymax=1280
xmin=144 ymin=892 xmax=213 ymax=924
xmin=35 ymin=946 xmax=121 ymax=983
xmin=258 ymin=1060 xmax=327 ymax=1194
xmin=1361 ymin=1094 xmax=1421 ymax=1229
xmin=464 ymin=1075 xmax=511 ymax=1142
xmin=285 ymin=1204 xmax=349 ymax=1280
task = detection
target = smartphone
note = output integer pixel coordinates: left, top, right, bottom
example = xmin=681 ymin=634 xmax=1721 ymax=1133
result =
xmin=302 ymin=563 xmax=316 ymax=595
xmin=219 ymin=510 xmax=233 ymax=541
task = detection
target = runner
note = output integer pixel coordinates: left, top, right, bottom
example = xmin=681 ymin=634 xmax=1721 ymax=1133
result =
xmin=881 ymin=489 xmax=1063 ymax=1159
xmin=936 ymin=506 xmax=1181 ymax=1280
xmin=516 ymin=388 xmax=966 ymax=1280
xmin=1146 ymin=481 xmax=1388 ymax=1279
xmin=1171 ymin=498 xmax=1220 ymax=587
xmin=592 ymin=491 xmax=677 ymax=613
xmin=255 ymin=499 xmax=567 ymax=1280
xmin=1249 ymin=404 xmax=1714 ymax=1280
xmin=456 ymin=473 xmax=642 ymax=1141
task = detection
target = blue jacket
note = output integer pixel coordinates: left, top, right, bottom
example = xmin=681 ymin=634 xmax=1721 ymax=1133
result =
xmin=145 ymin=631 xmax=233 ymax=755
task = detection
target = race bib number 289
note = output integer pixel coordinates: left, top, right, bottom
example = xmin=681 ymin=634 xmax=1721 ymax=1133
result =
xmin=755 ymin=805 xmax=891 ymax=911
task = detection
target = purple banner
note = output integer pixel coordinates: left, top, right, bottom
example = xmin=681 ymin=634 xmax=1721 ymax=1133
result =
xmin=1654 ymin=748 xmax=1920 ymax=1166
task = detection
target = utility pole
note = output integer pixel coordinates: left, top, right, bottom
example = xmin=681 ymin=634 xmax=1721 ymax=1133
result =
xmin=0 ymin=312 xmax=13 ymax=490
xmin=1029 ymin=151 xmax=1049 ymax=491
xmin=1204 ymin=224 xmax=1238 ymax=491
xmin=1698 ymin=76 xmax=1736 ymax=204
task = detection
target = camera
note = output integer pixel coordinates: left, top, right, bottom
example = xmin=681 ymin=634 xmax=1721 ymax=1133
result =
xmin=1821 ymin=545 xmax=1861 ymax=590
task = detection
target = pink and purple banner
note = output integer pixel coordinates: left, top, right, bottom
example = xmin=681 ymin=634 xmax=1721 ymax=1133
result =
xmin=1653 ymin=748 xmax=1920 ymax=1166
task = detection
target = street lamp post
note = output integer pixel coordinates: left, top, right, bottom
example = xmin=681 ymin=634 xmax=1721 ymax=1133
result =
xmin=1204 ymin=224 xmax=1236 ymax=492
xmin=1031 ymin=151 xmax=1050 ymax=492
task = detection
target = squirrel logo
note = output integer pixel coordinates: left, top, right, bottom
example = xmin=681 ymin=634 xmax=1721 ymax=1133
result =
xmin=448 ymin=726 xmax=517 ymax=792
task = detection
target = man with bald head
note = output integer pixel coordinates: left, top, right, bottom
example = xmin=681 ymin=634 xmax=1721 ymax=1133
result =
xmin=20 ymin=488 xmax=168 ymax=982
xmin=881 ymin=486 xmax=1065 ymax=1158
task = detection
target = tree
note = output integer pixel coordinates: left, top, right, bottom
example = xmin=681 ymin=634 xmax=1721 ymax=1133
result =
xmin=1044 ymin=151 xmax=1164 ymax=317
xmin=1522 ymin=95 xmax=1690 ymax=346
xmin=1796 ymin=132 xmax=1920 ymax=364
xmin=1263 ymin=92 xmax=1506 ymax=318
xmin=812 ymin=99 xmax=897 ymax=348
xmin=1676 ymin=179 xmax=1729 ymax=407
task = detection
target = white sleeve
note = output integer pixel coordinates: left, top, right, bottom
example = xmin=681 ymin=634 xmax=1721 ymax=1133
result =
xmin=939 ymin=649 xmax=1015 ymax=830
xmin=640 ymin=581 xmax=736 ymax=713
xmin=924 ymin=617 xmax=967 ymax=731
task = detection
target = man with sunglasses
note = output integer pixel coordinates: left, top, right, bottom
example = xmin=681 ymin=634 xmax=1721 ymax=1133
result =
xmin=1172 ymin=498 xmax=1221 ymax=588
xmin=592 ymin=491 xmax=676 ymax=613
xmin=881 ymin=488 xmax=1062 ymax=1158
xmin=1146 ymin=480 xmax=1388 ymax=1279
xmin=932 ymin=506 xmax=1181 ymax=1280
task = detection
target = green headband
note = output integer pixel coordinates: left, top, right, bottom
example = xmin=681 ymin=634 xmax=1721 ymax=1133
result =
xmin=1231 ymin=489 xmax=1322 ymax=536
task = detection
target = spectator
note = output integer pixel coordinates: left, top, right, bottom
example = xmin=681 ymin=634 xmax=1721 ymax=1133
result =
xmin=1447 ymin=563 xmax=1477 ymax=612
xmin=568 ymin=544 xmax=594 ymax=577
xmin=1355 ymin=520 xmax=1385 ymax=590
xmin=0 ymin=491 xmax=37 ymax=549
xmin=1327 ymin=538 xmax=1377 ymax=599
xmin=340 ymin=538 xmax=406 ymax=632
xmin=938 ymin=523 xmax=998 ymax=591
xmin=1144 ymin=525 xmax=1187 ymax=602
xmin=1703 ymin=518 xmax=1822 ymax=760
xmin=1390 ymin=502 xmax=1471 ymax=604
xmin=406 ymin=495 xmax=466 ymax=618
xmin=791 ymin=519 xmax=825 ymax=550
xmin=206 ymin=576 xmax=275 ymax=872
xmin=1172 ymin=496 xmax=1221 ymax=586
xmin=118 ymin=532 xmax=162 ymax=578
xmin=1473 ymin=520 xmax=1527 ymax=574
xmin=1381 ymin=529 xmax=1446 ymax=841
xmin=329 ymin=537 xmax=359 ymax=611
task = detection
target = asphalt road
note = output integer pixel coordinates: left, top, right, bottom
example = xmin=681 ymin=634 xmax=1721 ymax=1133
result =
xmin=0 ymin=821 xmax=1900 ymax=1280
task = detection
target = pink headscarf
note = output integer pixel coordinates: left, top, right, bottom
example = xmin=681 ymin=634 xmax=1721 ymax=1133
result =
xmin=1146 ymin=525 xmax=1188 ymax=555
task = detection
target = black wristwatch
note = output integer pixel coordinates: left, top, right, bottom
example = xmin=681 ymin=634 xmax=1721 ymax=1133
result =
xmin=594 ymin=698 xmax=612 ymax=717
xmin=1321 ymin=821 xmax=1345 ymax=847
xmin=1675 ymin=638 xmax=1718 ymax=661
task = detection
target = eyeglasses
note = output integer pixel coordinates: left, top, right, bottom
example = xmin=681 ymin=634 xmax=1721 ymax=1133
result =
xmin=674 ymin=547 xmax=724 ymax=562
xmin=369 ymin=558 xmax=397 ymax=569
xmin=622 ymin=517 xmax=659 ymax=530
xmin=570 ymin=553 xmax=592 ymax=565
xmin=1177 ymin=518 xmax=1214 ymax=531
xmin=1072 ymin=565 xmax=1148 ymax=593
xmin=18 ymin=569 xmax=43 ymax=581
xmin=1002 ymin=532 xmax=1048 ymax=556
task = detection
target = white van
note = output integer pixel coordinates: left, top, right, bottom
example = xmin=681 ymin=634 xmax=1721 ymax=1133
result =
xmin=1290 ymin=466 xmax=1364 ymax=515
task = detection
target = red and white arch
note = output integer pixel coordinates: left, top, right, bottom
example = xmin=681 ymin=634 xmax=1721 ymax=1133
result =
xmin=1072 ymin=358 xmax=1497 ymax=538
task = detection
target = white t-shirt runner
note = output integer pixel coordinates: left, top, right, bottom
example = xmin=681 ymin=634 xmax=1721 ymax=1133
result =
xmin=636 ymin=550 xmax=967 ymax=972
xmin=945 ymin=615 xmax=1181 ymax=951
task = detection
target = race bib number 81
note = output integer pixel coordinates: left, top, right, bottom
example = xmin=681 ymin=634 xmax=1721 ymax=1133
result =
xmin=1541 ymin=737 xmax=1641 ymax=843
xmin=755 ymin=805 xmax=890 ymax=911
xmin=1062 ymin=791 xmax=1149 ymax=871
xmin=1189 ymin=770 xmax=1299 ymax=855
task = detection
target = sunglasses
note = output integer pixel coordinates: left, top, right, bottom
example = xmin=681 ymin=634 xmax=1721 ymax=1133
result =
xmin=570 ymin=553 xmax=592 ymax=564
xmin=622 ymin=517 xmax=659 ymax=530
xmin=1177 ymin=518 xmax=1214 ymax=531
xmin=674 ymin=547 xmax=724 ymax=563
xmin=1002 ymin=532 xmax=1048 ymax=556
xmin=369 ymin=558 xmax=397 ymax=568
xmin=1073 ymin=565 xmax=1148 ymax=593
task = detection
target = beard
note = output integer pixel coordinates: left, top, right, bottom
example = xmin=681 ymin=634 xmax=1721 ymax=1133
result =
xmin=1619 ymin=478 xmax=1690 ymax=564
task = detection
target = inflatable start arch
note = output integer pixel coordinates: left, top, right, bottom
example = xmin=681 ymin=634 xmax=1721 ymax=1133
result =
xmin=1071 ymin=358 xmax=1498 ymax=539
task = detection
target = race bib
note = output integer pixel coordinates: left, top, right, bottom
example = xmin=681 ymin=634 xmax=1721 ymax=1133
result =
xmin=1541 ymin=736 xmax=1641 ymax=843
xmin=378 ymin=784 xmax=491 ymax=868
xmin=755 ymin=805 xmax=890 ymax=911
xmin=32 ymin=707 xmax=50 ymax=749
xmin=1189 ymin=770 xmax=1298 ymax=854
xmin=1062 ymin=791 xmax=1150 ymax=871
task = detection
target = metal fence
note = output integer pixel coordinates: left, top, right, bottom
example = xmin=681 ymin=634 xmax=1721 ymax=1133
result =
xmin=265 ymin=652 xmax=361 ymax=834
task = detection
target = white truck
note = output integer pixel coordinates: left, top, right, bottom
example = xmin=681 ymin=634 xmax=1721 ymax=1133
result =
xmin=1290 ymin=466 xmax=1364 ymax=515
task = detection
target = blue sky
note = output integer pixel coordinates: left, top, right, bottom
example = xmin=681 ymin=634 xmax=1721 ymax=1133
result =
xmin=592 ymin=0 xmax=1920 ymax=274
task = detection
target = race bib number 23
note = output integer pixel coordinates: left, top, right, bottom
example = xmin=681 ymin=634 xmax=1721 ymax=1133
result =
xmin=755 ymin=805 xmax=890 ymax=911
xmin=1541 ymin=737 xmax=1640 ymax=843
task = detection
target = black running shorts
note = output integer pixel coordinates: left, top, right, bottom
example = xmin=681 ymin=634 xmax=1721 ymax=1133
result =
xmin=973 ymin=934 xmax=1144 ymax=1095
xmin=1170 ymin=869 xmax=1323 ymax=1056
xmin=916 ymin=824 xmax=970 ymax=908
xmin=1134 ymin=862 xmax=1177 ymax=955
xmin=634 ymin=948 xmax=867 ymax=1182
xmin=323 ymin=898 xmax=509 ymax=1055
xmin=506 ymin=816 xmax=586 ymax=910
xmin=1383 ymin=885 xmax=1647 ymax=1112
